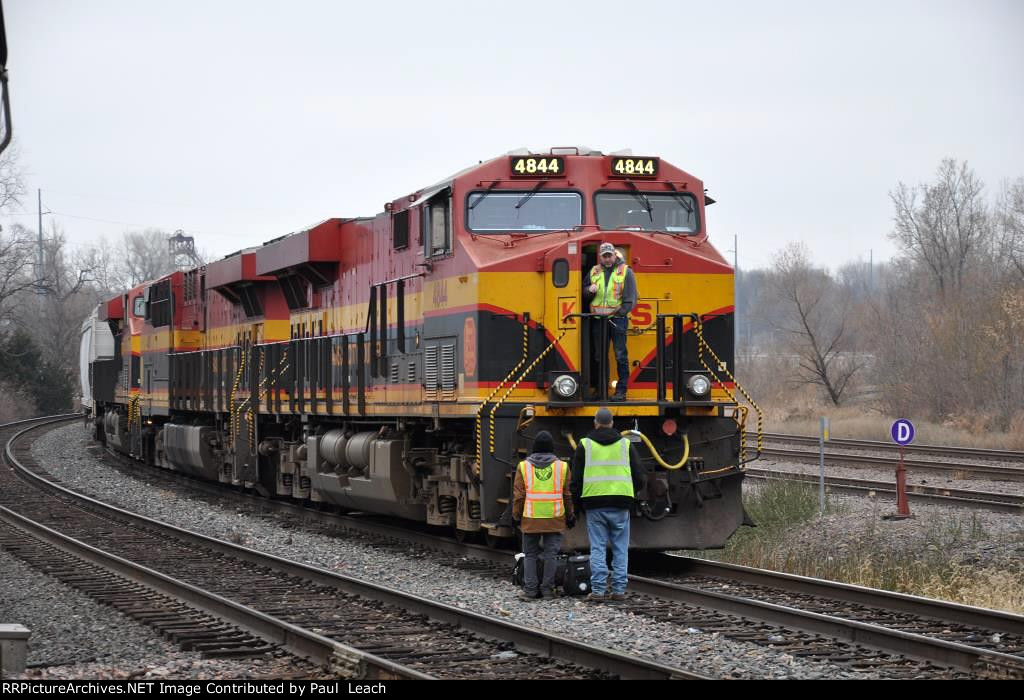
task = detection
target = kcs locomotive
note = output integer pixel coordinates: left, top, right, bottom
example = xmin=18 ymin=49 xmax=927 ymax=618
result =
xmin=80 ymin=147 xmax=762 ymax=550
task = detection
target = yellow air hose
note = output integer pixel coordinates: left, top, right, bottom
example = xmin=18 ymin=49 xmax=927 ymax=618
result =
xmin=626 ymin=429 xmax=690 ymax=470
xmin=563 ymin=429 xmax=691 ymax=470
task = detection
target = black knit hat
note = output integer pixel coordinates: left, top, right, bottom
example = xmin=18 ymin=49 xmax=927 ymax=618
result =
xmin=533 ymin=430 xmax=554 ymax=454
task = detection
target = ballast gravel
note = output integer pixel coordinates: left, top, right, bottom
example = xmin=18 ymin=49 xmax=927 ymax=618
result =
xmin=0 ymin=549 xmax=316 ymax=680
xmin=10 ymin=423 xmax=1018 ymax=679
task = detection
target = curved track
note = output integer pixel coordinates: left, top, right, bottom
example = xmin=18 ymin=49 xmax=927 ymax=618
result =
xmin=0 ymin=417 xmax=706 ymax=680
xmin=48 ymin=421 xmax=1024 ymax=679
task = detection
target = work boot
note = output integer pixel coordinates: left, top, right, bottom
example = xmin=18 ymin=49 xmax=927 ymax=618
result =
xmin=585 ymin=592 xmax=608 ymax=602
xmin=610 ymin=390 xmax=626 ymax=402
xmin=519 ymin=590 xmax=541 ymax=602
xmin=609 ymin=592 xmax=628 ymax=601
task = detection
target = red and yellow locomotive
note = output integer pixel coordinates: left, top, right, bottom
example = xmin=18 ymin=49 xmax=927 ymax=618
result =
xmin=81 ymin=147 xmax=761 ymax=550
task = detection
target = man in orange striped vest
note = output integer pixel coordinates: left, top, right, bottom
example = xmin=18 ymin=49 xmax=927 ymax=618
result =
xmin=512 ymin=431 xmax=575 ymax=601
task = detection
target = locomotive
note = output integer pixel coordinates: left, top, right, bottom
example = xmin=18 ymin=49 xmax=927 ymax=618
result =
xmin=80 ymin=147 xmax=761 ymax=550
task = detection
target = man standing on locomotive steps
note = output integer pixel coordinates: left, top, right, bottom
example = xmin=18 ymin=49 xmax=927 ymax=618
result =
xmin=571 ymin=407 xmax=645 ymax=601
xmin=585 ymin=242 xmax=637 ymax=401
xmin=513 ymin=430 xmax=575 ymax=601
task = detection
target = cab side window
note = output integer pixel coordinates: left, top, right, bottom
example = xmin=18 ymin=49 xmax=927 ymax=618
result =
xmin=423 ymin=190 xmax=451 ymax=257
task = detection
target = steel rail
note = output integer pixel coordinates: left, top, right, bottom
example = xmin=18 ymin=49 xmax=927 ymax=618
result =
xmin=763 ymin=432 xmax=1024 ymax=464
xmin=1 ymin=418 xmax=429 ymax=679
xmin=759 ymin=446 xmax=1024 ymax=482
xmin=86 ymin=429 xmax=1024 ymax=675
xmin=745 ymin=468 xmax=1024 ymax=514
xmin=87 ymin=432 xmax=1024 ymax=674
xmin=4 ymin=419 xmax=709 ymax=681
xmin=0 ymin=505 xmax=425 ymax=679
xmin=646 ymin=554 xmax=1024 ymax=638
xmin=622 ymin=571 xmax=1024 ymax=677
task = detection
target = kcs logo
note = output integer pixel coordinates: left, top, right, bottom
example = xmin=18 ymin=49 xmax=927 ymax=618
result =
xmin=630 ymin=302 xmax=653 ymax=327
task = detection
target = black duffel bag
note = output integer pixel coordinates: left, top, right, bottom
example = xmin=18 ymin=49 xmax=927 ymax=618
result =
xmin=512 ymin=553 xmax=591 ymax=596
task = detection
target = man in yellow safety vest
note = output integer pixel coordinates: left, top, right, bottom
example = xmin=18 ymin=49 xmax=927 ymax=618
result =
xmin=513 ymin=431 xmax=575 ymax=601
xmin=570 ymin=407 xmax=645 ymax=601
xmin=584 ymin=242 xmax=638 ymax=401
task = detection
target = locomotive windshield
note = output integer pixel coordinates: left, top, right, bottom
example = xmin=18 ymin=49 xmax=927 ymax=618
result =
xmin=466 ymin=191 xmax=582 ymax=233
xmin=595 ymin=192 xmax=699 ymax=233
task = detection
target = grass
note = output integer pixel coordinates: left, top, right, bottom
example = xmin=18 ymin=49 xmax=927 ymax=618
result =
xmin=734 ymin=376 xmax=1024 ymax=450
xmin=766 ymin=408 xmax=1024 ymax=451
xmin=687 ymin=478 xmax=843 ymax=563
xmin=687 ymin=480 xmax=1024 ymax=614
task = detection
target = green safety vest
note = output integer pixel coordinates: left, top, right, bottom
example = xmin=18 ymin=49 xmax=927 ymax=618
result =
xmin=519 ymin=459 xmax=567 ymax=519
xmin=581 ymin=437 xmax=634 ymax=499
xmin=589 ymin=263 xmax=628 ymax=316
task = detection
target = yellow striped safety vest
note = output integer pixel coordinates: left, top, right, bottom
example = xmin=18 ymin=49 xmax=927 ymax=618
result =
xmin=589 ymin=263 xmax=628 ymax=316
xmin=519 ymin=459 xmax=567 ymax=519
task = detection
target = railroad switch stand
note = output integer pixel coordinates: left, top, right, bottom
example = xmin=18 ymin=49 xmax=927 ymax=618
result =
xmin=883 ymin=446 xmax=915 ymax=521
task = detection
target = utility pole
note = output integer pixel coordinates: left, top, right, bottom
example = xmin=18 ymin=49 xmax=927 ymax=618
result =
xmin=36 ymin=188 xmax=44 ymax=294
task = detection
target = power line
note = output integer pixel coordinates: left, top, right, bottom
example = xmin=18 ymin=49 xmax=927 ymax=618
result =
xmin=2 ymin=207 xmax=233 ymax=238
xmin=37 ymin=188 xmax=193 ymax=209
xmin=48 ymin=210 xmax=171 ymax=229
xmin=2 ymin=209 xmax=160 ymax=228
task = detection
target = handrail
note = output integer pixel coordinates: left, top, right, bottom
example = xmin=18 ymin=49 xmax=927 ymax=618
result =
xmin=475 ymin=318 xmax=530 ymax=471
xmin=487 ymin=326 xmax=569 ymax=464
xmin=227 ymin=345 xmax=246 ymax=450
xmin=691 ymin=318 xmax=763 ymax=464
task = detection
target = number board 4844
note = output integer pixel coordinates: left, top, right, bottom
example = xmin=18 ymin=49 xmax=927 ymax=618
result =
xmin=509 ymin=156 xmax=564 ymax=177
xmin=610 ymin=157 xmax=659 ymax=178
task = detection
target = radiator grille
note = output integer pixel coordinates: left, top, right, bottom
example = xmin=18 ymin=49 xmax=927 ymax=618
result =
xmin=424 ymin=346 xmax=438 ymax=401
xmin=441 ymin=343 xmax=456 ymax=401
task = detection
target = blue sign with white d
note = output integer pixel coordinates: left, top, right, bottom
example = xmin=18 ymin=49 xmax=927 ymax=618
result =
xmin=891 ymin=419 xmax=915 ymax=445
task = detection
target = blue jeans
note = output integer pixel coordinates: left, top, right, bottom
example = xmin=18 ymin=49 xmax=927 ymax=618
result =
xmin=591 ymin=316 xmax=629 ymax=393
xmin=585 ymin=507 xmax=631 ymax=595
xmin=522 ymin=532 xmax=564 ymax=595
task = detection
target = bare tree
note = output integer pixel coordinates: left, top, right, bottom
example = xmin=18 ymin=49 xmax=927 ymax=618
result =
xmin=996 ymin=177 xmax=1024 ymax=279
xmin=890 ymin=159 xmax=990 ymax=297
xmin=768 ymin=243 xmax=864 ymax=406
xmin=30 ymin=223 xmax=99 ymax=374
xmin=78 ymin=236 xmax=122 ymax=298
xmin=0 ymin=223 xmax=40 ymax=334
xmin=0 ymin=143 xmax=26 ymax=211
xmin=115 ymin=228 xmax=176 ymax=288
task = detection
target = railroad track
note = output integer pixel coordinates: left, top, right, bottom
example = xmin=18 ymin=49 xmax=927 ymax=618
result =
xmin=744 ymin=468 xmax=1024 ymax=514
xmin=758 ymin=445 xmax=1024 ymax=482
xmin=763 ymin=432 xmax=1024 ymax=464
xmin=0 ymin=417 xmax=706 ymax=680
xmin=42 ymin=420 xmax=1024 ymax=679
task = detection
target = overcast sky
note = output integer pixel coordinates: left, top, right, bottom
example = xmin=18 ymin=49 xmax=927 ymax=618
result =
xmin=5 ymin=0 xmax=1023 ymax=271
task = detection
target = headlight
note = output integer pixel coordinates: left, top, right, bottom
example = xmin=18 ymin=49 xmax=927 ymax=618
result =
xmin=687 ymin=374 xmax=711 ymax=396
xmin=553 ymin=374 xmax=578 ymax=398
